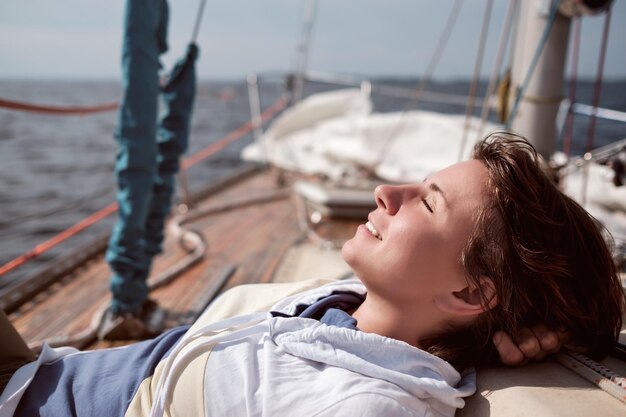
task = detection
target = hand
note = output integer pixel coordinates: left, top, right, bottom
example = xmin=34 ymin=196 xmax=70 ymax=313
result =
xmin=493 ymin=324 xmax=570 ymax=366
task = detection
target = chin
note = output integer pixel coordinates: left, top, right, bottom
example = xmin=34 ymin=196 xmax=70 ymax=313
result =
xmin=341 ymin=238 xmax=358 ymax=267
xmin=341 ymin=238 xmax=366 ymax=280
xmin=340 ymin=238 xmax=353 ymax=263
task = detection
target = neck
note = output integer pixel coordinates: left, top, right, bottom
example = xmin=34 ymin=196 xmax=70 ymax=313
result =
xmin=351 ymin=292 xmax=449 ymax=348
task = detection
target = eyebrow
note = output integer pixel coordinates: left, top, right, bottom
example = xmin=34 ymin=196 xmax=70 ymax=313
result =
xmin=428 ymin=182 xmax=449 ymax=206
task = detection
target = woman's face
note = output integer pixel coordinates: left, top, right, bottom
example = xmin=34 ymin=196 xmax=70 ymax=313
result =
xmin=342 ymin=159 xmax=490 ymax=305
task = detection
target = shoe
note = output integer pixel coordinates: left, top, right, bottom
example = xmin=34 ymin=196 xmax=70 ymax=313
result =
xmin=96 ymin=299 xmax=166 ymax=341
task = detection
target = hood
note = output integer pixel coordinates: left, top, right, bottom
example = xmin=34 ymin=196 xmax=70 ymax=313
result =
xmin=269 ymin=277 xmax=367 ymax=314
xmin=268 ymin=278 xmax=476 ymax=410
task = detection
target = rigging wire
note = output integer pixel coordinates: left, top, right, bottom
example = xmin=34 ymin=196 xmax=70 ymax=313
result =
xmin=0 ymin=97 xmax=288 ymax=278
xmin=190 ymin=0 xmax=208 ymax=44
xmin=289 ymin=0 xmax=307 ymax=73
xmin=580 ymin=7 xmax=612 ymax=207
xmin=475 ymin=0 xmax=519 ymax=141
xmin=457 ymin=0 xmax=494 ymax=162
xmin=293 ymin=0 xmax=319 ymax=102
xmin=375 ymin=0 xmax=464 ymax=167
xmin=561 ymin=16 xmax=581 ymax=159
xmin=584 ymin=9 xmax=611 ymax=155
xmin=504 ymin=0 xmax=560 ymax=129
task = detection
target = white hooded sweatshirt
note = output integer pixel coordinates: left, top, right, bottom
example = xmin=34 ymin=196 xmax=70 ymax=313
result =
xmin=150 ymin=278 xmax=476 ymax=417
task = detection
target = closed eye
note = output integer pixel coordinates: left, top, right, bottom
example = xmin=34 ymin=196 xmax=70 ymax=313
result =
xmin=422 ymin=198 xmax=434 ymax=213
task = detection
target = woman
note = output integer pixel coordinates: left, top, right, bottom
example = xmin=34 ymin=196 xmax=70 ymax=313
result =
xmin=1 ymin=133 xmax=624 ymax=417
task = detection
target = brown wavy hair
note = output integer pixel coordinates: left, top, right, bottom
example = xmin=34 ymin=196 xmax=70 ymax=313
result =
xmin=424 ymin=132 xmax=625 ymax=371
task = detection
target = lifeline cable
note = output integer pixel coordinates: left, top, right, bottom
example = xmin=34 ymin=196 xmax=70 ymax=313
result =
xmin=0 ymin=98 xmax=118 ymax=115
xmin=0 ymin=96 xmax=288 ymax=278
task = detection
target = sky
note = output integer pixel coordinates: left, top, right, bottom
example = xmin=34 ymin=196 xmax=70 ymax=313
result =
xmin=1 ymin=0 xmax=625 ymax=81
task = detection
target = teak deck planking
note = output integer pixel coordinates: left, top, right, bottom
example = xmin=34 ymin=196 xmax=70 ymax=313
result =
xmin=9 ymin=169 xmax=361 ymax=350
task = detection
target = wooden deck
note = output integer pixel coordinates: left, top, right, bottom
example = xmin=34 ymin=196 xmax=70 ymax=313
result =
xmin=8 ymin=168 xmax=361 ymax=350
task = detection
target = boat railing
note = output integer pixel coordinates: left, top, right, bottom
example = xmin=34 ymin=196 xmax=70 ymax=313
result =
xmin=253 ymin=71 xmax=626 ymax=124
xmin=253 ymin=70 xmax=488 ymax=109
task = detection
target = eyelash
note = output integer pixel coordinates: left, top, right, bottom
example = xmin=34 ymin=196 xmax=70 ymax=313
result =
xmin=422 ymin=198 xmax=433 ymax=213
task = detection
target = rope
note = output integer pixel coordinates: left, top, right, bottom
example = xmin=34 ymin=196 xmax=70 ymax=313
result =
xmin=0 ymin=96 xmax=288 ymax=278
xmin=476 ymin=0 xmax=519 ymax=140
xmin=294 ymin=193 xmax=346 ymax=250
xmin=505 ymin=0 xmax=559 ymax=128
xmin=458 ymin=0 xmax=494 ymax=162
xmin=0 ymin=98 xmax=118 ymax=115
xmin=562 ymin=17 xmax=581 ymax=159
xmin=375 ymin=0 xmax=464 ymax=166
xmin=174 ymin=189 xmax=290 ymax=226
xmin=182 ymin=97 xmax=287 ymax=169
xmin=26 ymin=227 xmax=229 ymax=352
xmin=0 ymin=202 xmax=118 ymax=277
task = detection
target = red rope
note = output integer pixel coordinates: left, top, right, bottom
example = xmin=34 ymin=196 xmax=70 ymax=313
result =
xmin=0 ymin=96 xmax=287 ymax=277
xmin=0 ymin=203 xmax=118 ymax=276
xmin=585 ymin=8 xmax=612 ymax=154
xmin=183 ymin=96 xmax=287 ymax=168
xmin=0 ymin=98 xmax=118 ymax=115
xmin=562 ymin=17 xmax=581 ymax=158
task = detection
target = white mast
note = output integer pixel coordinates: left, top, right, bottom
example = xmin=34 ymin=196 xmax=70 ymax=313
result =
xmin=509 ymin=0 xmax=613 ymax=159
xmin=509 ymin=0 xmax=570 ymax=159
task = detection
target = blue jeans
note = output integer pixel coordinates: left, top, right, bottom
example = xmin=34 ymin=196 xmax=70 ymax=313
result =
xmin=106 ymin=0 xmax=195 ymax=314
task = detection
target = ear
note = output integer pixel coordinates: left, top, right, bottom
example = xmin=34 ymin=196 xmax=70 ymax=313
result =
xmin=435 ymin=277 xmax=498 ymax=317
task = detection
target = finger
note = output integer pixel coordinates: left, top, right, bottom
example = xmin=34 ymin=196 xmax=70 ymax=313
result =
xmin=529 ymin=324 xmax=560 ymax=355
xmin=493 ymin=331 xmax=526 ymax=366
xmin=516 ymin=326 xmax=542 ymax=359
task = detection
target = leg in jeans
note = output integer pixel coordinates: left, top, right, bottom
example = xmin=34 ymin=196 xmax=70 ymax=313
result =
xmin=145 ymin=44 xmax=198 ymax=258
xmin=0 ymin=310 xmax=34 ymax=394
xmin=105 ymin=0 xmax=169 ymax=315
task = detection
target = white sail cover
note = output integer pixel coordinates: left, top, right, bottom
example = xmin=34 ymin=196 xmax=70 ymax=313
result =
xmin=242 ymin=89 xmax=500 ymax=182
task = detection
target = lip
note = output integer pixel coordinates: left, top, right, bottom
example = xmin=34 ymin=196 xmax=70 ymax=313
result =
xmin=357 ymin=224 xmax=379 ymax=240
xmin=364 ymin=217 xmax=382 ymax=240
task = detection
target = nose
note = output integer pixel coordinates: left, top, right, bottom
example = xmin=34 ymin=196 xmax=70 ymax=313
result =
xmin=375 ymin=184 xmax=406 ymax=215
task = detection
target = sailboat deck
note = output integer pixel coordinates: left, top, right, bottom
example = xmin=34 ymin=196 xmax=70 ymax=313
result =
xmin=4 ymin=167 xmax=626 ymax=416
xmin=8 ymin=168 xmax=361 ymax=350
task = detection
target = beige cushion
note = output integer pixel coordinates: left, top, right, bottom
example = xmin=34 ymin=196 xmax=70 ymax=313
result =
xmin=460 ymin=356 xmax=626 ymax=416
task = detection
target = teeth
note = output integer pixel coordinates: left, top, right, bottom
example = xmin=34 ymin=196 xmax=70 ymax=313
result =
xmin=365 ymin=221 xmax=382 ymax=240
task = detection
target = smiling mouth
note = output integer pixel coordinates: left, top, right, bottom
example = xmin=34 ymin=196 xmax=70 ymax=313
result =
xmin=365 ymin=221 xmax=382 ymax=240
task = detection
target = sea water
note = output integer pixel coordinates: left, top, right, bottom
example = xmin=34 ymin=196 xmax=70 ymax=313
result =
xmin=0 ymin=78 xmax=625 ymax=285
